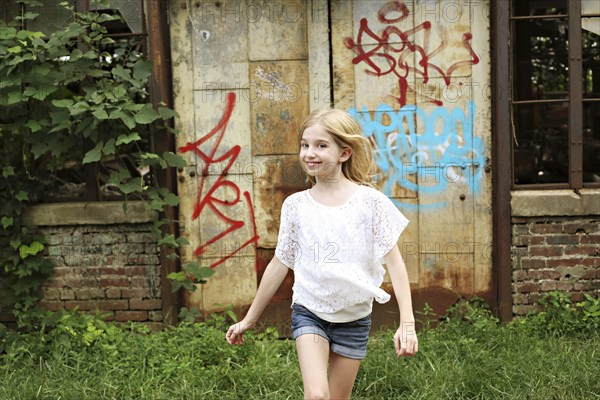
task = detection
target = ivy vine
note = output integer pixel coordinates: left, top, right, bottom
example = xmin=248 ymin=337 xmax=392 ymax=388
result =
xmin=0 ymin=0 xmax=212 ymax=328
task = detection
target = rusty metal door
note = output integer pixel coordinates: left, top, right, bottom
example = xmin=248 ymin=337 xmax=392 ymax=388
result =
xmin=329 ymin=0 xmax=493 ymax=317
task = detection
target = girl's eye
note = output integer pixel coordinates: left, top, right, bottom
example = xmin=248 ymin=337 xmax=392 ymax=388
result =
xmin=301 ymin=143 xmax=308 ymax=149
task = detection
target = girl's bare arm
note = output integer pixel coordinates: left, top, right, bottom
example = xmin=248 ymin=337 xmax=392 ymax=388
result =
xmin=226 ymin=256 xmax=289 ymax=345
xmin=384 ymin=244 xmax=419 ymax=356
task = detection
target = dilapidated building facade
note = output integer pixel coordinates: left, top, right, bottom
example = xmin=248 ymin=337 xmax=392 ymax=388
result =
xmin=2 ymin=0 xmax=598 ymax=327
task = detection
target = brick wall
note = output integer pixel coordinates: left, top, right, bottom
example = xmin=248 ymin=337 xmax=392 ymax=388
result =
xmin=40 ymin=224 xmax=163 ymax=321
xmin=511 ymin=217 xmax=600 ymax=315
xmin=35 ymin=223 xmax=163 ymax=323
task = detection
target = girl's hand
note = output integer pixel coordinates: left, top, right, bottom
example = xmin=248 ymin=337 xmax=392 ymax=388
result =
xmin=225 ymin=319 xmax=255 ymax=345
xmin=393 ymin=321 xmax=418 ymax=357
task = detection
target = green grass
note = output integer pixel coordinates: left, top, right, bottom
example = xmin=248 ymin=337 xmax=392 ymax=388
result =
xmin=1 ymin=305 xmax=599 ymax=400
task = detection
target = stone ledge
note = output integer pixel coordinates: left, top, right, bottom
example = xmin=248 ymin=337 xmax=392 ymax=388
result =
xmin=511 ymin=189 xmax=600 ymax=217
xmin=23 ymin=201 xmax=156 ymax=226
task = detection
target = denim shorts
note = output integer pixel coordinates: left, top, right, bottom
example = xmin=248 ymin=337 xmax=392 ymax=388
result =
xmin=291 ymin=304 xmax=372 ymax=360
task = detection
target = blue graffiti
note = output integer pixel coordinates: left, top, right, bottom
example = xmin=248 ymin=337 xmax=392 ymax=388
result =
xmin=348 ymin=101 xmax=487 ymax=209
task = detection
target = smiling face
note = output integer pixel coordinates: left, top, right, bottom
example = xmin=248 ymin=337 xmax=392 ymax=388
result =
xmin=300 ymin=124 xmax=351 ymax=182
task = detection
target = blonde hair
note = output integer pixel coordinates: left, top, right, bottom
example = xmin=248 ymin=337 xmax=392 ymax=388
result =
xmin=299 ymin=108 xmax=375 ymax=186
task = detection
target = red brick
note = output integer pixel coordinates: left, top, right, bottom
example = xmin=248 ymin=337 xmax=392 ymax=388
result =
xmin=99 ymin=277 xmax=130 ymax=287
xmin=543 ymin=270 xmax=561 ymax=280
xmin=39 ymin=300 xmax=64 ymax=311
xmin=516 ymin=282 xmax=540 ymax=293
xmin=574 ymin=282 xmax=594 ymax=291
xmin=529 ymin=224 xmax=564 ymax=234
xmin=527 ymin=270 xmax=545 ymax=280
xmin=513 ymin=236 xmax=545 ymax=246
xmin=520 ymin=258 xmax=546 ymax=269
xmin=571 ymin=292 xmax=585 ymax=302
xmin=545 ymin=236 xmax=580 ymax=245
xmin=529 ymin=292 xmax=542 ymax=304
xmin=115 ymin=311 xmax=148 ymax=322
xmin=106 ymin=288 xmax=122 ymax=299
xmin=64 ymin=300 xmax=97 ymax=311
xmin=129 ymin=299 xmax=162 ymax=310
xmin=546 ymin=258 xmax=584 ymax=268
xmin=125 ymin=266 xmax=148 ymax=276
xmin=563 ymin=246 xmax=598 ymax=256
xmin=581 ymin=257 xmax=600 ymax=267
xmin=579 ymin=235 xmax=600 ymax=245
xmin=96 ymin=300 xmax=129 ymax=311
xmin=563 ymin=222 xmax=599 ymax=235
xmin=513 ymin=270 xmax=528 ymax=280
xmin=540 ymin=281 xmax=557 ymax=291
xmin=529 ymin=246 xmax=562 ymax=257
xmin=556 ymin=281 xmax=574 ymax=291
xmin=121 ymin=288 xmax=149 ymax=299
xmin=581 ymin=270 xmax=597 ymax=280
xmin=60 ymin=290 xmax=75 ymax=300
xmin=43 ymin=288 xmax=61 ymax=300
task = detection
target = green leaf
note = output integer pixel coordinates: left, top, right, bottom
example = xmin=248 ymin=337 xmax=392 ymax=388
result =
xmin=7 ymin=91 xmax=23 ymax=104
xmin=163 ymin=192 xmax=179 ymax=207
xmin=111 ymin=65 xmax=131 ymax=81
xmin=108 ymin=170 xmax=130 ymax=185
xmin=92 ymin=108 xmax=109 ymax=120
xmin=158 ymin=106 xmax=179 ymax=120
xmin=103 ymin=138 xmax=115 ymax=155
xmin=175 ymin=236 xmax=189 ymax=246
xmin=15 ymin=191 xmax=29 ymax=202
xmin=1 ymin=216 xmax=14 ymax=229
xmin=52 ymin=99 xmax=75 ymax=108
xmin=3 ymin=166 xmax=16 ymax=177
xmin=133 ymin=59 xmax=153 ymax=82
xmin=19 ymin=241 xmax=44 ymax=259
xmin=7 ymin=46 xmax=22 ymax=53
xmin=118 ymin=177 xmax=143 ymax=194
xmin=134 ymin=104 xmax=160 ymax=125
xmin=184 ymin=262 xmax=215 ymax=282
xmin=157 ymin=234 xmax=178 ymax=248
xmin=70 ymin=48 xmax=83 ymax=60
xmin=162 ymin=152 xmax=187 ymax=168
xmin=26 ymin=120 xmax=42 ymax=132
xmin=119 ymin=112 xmax=136 ymax=130
xmin=83 ymin=142 xmax=103 ymax=164
xmin=0 ymin=27 xmax=17 ymax=40
xmin=115 ymin=132 xmax=141 ymax=146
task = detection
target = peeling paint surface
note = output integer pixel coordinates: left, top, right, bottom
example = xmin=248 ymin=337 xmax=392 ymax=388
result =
xmin=170 ymin=0 xmax=493 ymax=318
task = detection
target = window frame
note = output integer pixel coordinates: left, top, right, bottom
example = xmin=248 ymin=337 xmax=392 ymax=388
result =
xmin=510 ymin=0 xmax=600 ymax=190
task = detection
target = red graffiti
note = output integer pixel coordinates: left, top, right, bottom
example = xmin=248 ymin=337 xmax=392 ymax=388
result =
xmin=344 ymin=0 xmax=479 ymax=106
xmin=179 ymin=92 xmax=259 ymax=269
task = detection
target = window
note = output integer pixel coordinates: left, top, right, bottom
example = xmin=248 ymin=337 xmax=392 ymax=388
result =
xmin=511 ymin=0 xmax=600 ymax=188
xmin=1 ymin=0 xmax=153 ymax=201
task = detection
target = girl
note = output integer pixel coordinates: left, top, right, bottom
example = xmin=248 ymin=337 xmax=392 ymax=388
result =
xmin=226 ymin=108 xmax=418 ymax=400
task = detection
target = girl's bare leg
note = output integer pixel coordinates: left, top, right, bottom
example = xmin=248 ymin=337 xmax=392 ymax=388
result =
xmin=296 ymin=334 xmax=330 ymax=399
xmin=328 ymin=352 xmax=361 ymax=400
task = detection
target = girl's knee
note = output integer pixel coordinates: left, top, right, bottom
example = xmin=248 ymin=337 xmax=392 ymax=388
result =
xmin=304 ymin=386 xmax=329 ymax=400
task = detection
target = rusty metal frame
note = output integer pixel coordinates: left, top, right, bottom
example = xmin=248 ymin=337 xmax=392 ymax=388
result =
xmin=146 ymin=0 xmax=180 ymax=325
xmin=568 ymin=0 xmax=584 ymax=189
xmin=510 ymin=0 xmax=598 ymax=190
xmin=492 ymin=0 xmax=513 ymax=321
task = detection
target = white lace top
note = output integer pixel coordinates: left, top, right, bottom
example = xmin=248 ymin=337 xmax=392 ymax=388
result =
xmin=274 ymin=185 xmax=409 ymax=315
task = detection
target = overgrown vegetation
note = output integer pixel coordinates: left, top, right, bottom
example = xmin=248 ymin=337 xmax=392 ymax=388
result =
xmin=0 ymin=0 xmax=211 ymax=327
xmin=0 ymin=293 xmax=598 ymax=399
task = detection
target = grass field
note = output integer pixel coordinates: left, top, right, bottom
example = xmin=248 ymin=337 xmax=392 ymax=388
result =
xmin=1 ymin=297 xmax=599 ymax=399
